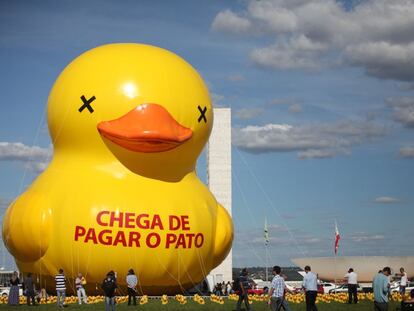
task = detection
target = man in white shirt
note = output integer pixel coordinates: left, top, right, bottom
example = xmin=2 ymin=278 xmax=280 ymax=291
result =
xmin=302 ymin=265 xmax=318 ymax=311
xmin=126 ymin=269 xmax=138 ymax=306
xmin=398 ymin=267 xmax=408 ymax=296
xmin=268 ymin=266 xmax=291 ymax=311
xmin=344 ymin=268 xmax=358 ymax=304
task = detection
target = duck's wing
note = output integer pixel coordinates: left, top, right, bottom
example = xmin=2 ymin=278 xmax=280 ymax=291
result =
xmin=2 ymin=190 xmax=51 ymax=262
xmin=212 ymin=203 xmax=233 ymax=268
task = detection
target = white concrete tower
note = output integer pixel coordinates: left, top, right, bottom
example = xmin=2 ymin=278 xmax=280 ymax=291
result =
xmin=207 ymin=107 xmax=233 ymax=284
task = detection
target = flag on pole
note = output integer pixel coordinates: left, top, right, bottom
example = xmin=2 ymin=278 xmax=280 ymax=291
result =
xmin=334 ymin=221 xmax=340 ymax=254
xmin=264 ymin=218 xmax=270 ymax=246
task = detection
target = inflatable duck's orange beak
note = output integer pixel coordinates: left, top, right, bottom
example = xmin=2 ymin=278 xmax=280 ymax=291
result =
xmin=97 ymin=104 xmax=192 ymax=153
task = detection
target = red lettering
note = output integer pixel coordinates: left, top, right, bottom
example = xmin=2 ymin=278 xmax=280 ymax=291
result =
xmin=74 ymin=226 xmax=86 ymax=241
xmin=124 ymin=213 xmax=135 ymax=228
xmin=97 ymin=211 xmax=109 ymax=226
xmin=151 ymin=215 xmax=164 ymax=230
xmin=113 ymin=231 xmax=127 ymax=247
xmin=175 ymin=234 xmax=186 ymax=248
xmin=186 ymin=233 xmax=195 ymax=247
xmin=128 ymin=232 xmax=141 ymax=247
xmin=169 ymin=215 xmax=180 ymax=230
xmin=136 ymin=214 xmax=150 ymax=229
xmin=181 ymin=216 xmax=190 ymax=230
xmin=96 ymin=211 xmax=168 ymax=231
xmin=146 ymin=233 xmax=161 ymax=248
xmin=110 ymin=212 xmax=124 ymax=227
xmin=74 ymin=225 xmax=146 ymax=248
xmin=98 ymin=229 xmax=113 ymax=245
xmin=195 ymin=233 xmax=204 ymax=248
xmin=165 ymin=233 xmax=177 ymax=248
xmin=84 ymin=228 xmax=98 ymax=244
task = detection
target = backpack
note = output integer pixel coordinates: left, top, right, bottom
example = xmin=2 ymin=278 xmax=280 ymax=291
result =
xmin=102 ymin=277 xmax=116 ymax=296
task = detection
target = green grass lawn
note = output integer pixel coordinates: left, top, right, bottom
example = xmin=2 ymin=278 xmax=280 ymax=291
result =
xmin=0 ymin=300 xmax=401 ymax=310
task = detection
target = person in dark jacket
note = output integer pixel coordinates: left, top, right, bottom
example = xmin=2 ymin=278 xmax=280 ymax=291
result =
xmin=24 ymin=273 xmax=36 ymax=306
xmin=102 ymin=271 xmax=117 ymax=311
xmin=236 ymin=268 xmax=252 ymax=311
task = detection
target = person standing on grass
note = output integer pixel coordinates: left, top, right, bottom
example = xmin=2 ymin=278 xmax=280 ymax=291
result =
xmin=236 ymin=268 xmax=252 ymax=311
xmin=102 ymin=271 xmax=117 ymax=311
xmin=24 ymin=273 xmax=36 ymax=306
xmin=126 ymin=268 xmax=138 ymax=306
xmin=397 ymin=267 xmax=409 ymax=297
xmin=302 ymin=265 xmax=318 ymax=311
xmin=8 ymin=271 xmax=20 ymax=305
xmin=373 ymin=266 xmax=391 ymax=311
xmin=75 ymin=272 xmax=88 ymax=304
xmin=268 ymin=265 xmax=291 ymax=311
xmin=55 ymin=268 xmax=66 ymax=308
xmin=226 ymin=281 xmax=232 ymax=295
xmin=344 ymin=268 xmax=358 ymax=304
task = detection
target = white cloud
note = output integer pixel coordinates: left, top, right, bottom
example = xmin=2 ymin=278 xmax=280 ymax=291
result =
xmin=350 ymin=233 xmax=385 ymax=243
xmin=344 ymin=42 xmax=414 ymax=81
xmin=0 ymin=142 xmax=51 ymax=173
xmin=251 ymin=35 xmax=328 ymax=70
xmin=212 ymin=0 xmax=414 ymax=81
xmin=298 ymin=149 xmax=334 ymax=159
xmin=399 ymin=146 xmax=414 ymax=158
xmin=386 ymin=97 xmax=414 ymax=128
xmin=374 ymin=196 xmax=400 ymax=204
xmin=211 ymin=9 xmax=253 ymax=35
xmin=247 ymin=0 xmax=299 ymax=34
xmin=235 ymin=108 xmax=264 ymax=120
xmin=233 ymin=120 xmax=386 ymax=158
xmin=0 ymin=142 xmax=49 ymax=161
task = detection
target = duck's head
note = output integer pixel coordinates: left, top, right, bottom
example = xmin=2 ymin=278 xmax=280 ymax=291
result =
xmin=48 ymin=44 xmax=213 ymax=180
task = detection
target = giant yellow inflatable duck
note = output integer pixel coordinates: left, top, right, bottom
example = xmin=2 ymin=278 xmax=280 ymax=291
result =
xmin=2 ymin=44 xmax=233 ymax=294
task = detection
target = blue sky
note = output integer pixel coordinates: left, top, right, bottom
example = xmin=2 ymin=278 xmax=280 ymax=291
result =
xmin=1 ymin=0 xmax=414 ymax=269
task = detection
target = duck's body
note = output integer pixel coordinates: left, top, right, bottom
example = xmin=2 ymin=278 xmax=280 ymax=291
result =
xmin=2 ymin=44 xmax=233 ymax=294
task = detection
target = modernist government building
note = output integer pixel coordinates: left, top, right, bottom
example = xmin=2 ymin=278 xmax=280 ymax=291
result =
xmin=207 ymin=108 xmax=233 ymax=284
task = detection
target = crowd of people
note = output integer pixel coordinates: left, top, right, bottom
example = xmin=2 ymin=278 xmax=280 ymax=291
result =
xmin=212 ymin=281 xmax=233 ymax=296
xmin=231 ymin=265 xmax=320 ymax=311
xmin=235 ymin=265 xmax=413 ymax=311
xmin=6 ymin=268 xmax=139 ymax=310
xmin=5 ymin=265 xmax=414 ymax=311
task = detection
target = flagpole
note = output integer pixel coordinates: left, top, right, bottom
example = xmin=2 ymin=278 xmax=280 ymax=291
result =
xmin=334 ymin=220 xmax=339 ymax=293
xmin=334 ymin=249 xmax=337 ymax=293
xmin=264 ymin=217 xmax=269 ymax=281
xmin=265 ymin=244 xmax=268 ymax=281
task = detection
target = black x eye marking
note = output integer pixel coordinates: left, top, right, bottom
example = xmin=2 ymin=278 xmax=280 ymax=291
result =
xmin=197 ymin=105 xmax=207 ymax=123
xmin=78 ymin=95 xmax=96 ymax=113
